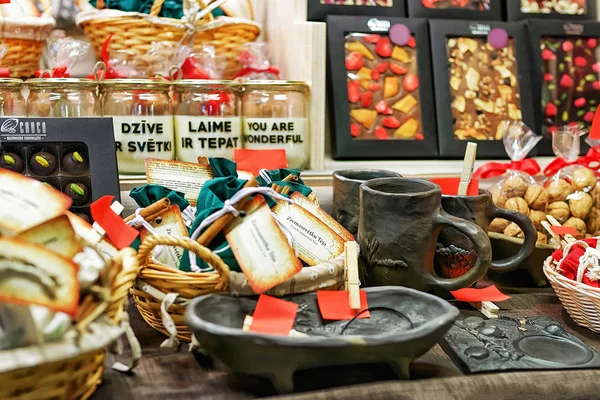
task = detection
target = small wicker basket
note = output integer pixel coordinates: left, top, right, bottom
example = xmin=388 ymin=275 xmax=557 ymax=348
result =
xmin=0 ymin=247 xmax=139 ymax=400
xmin=544 ymin=255 xmax=600 ymax=333
xmin=131 ymin=234 xmax=230 ymax=342
xmin=0 ymin=1 xmax=56 ymax=78
xmin=76 ymin=0 xmax=260 ymax=79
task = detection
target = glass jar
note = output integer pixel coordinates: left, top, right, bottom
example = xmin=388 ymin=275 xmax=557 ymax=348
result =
xmin=26 ymin=78 xmax=99 ymax=117
xmin=173 ymin=80 xmax=241 ymax=162
xmin=0 ymin=79 xmax=26 ymax=116
xmin=101 ymin=79 xmax=173 ymax=174
xmin=241 ymin=81 xmax=310 ymax=169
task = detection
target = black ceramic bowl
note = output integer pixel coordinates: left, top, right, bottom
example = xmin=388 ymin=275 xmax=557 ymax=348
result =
xmin=185 ymin=286 xmax=459 ymax=393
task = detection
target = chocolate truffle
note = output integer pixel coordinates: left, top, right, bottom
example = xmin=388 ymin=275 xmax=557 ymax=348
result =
xmin=65 ymin=183 xmax=90 ymax=205
xmin=30 ymin=152 xmax=57 ymax=176
xmin=1 ymin=152 xmax=23 ymax=173
xmin=62 ymin=151 xmax=88 ymax=175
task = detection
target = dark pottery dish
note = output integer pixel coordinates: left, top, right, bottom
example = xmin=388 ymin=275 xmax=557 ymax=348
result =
xmin=185 ymin=286 xmax=459 ymax=393
xmin=486 ymin=232 xmax=555 ymax=287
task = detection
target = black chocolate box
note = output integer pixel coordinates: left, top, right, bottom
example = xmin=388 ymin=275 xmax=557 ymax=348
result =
xmin=0 ymin=117 xmax=120 ymax=221
xmin=327 ymin=16 xmax=438 ymax=159
xmin=308 ymin=0 xmax=405 ymax=22
xmin=406 ymin=0 xmax=502 ymax=20
xmin=430 ymin=20 xmax=537 ymax=158
xmin=507 ymin=0 xmax=596 ymax=21
xmin=527 ymin=20 xmax=600 ymax=155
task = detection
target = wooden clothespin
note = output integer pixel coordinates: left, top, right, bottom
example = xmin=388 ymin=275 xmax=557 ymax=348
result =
xmin=345 ymin=242 xmax=361 ymax=310
xmin=541 ymin=220 xmax=567 ymax=247
xmin=458 ymin=143 xmax=498 ymax=318
xmin=546 ymin=215 xmax=577 ymax=244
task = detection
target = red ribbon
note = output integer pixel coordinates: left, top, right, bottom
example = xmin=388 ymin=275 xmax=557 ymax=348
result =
xmin=86 ymin=35 xmax=126 ymax=80
xmin=232 ymin=66 xmax=280 ymax=80
xmin=35 ymin=66 xmax=70 ymax=78
xmin=178 ymin=57 xmax=211 ymax=80
xmin=543 ymin=148 xmax=600 ymax=177
xmin=473 ymin=158 xmax=541 ymax=179
xmin=0 ymin=68 xmax=10 ymax=78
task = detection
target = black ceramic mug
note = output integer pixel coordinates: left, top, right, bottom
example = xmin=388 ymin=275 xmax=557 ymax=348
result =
xmin=332 ymin=169 xmax=402 ymax=236
xmin=436 ymin=190 xmax=536 ymax=278
xmin=358 ymin=178 xmax=491 ymax=291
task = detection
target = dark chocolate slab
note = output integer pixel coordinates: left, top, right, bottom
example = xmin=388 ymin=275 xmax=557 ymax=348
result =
xmin=308 ymin=0 xmax=405 ymax=22
xmin=407 ymin=0 xmax=501 ymax=20
xmin=507 ymin=0 xmax=596 ymax=21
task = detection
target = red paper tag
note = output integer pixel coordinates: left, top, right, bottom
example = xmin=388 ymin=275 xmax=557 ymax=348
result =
xmin=0 ymin=0 xmax=11 ymax=4
xmin=590 ymin=107 xmax=600 ymax=140
xmin=430 ymin=177 xmax=479 ymax=196
xmin=234 ymin=149 xmax=287 ymax=176
xmin=90 ymin=196 xmax=139 ymax=250
xmin=249 ymin=294 xmax=298 ymax=335
xmin=317 ymin=290 xmax=370 ymax=320
xmin=450 ymin=285 xmax=511 ymax=302
xmin=550 ymin=226 xmax=579 ymax=236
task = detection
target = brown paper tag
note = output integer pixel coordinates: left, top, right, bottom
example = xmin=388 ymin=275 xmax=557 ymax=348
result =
xmin=145 ymin=158 xmax=215 ymax=206
xmin=225 ymin=195 xmax=302 ymax=294
xmin=271 ymin=200 xmax=346 ymax=266
xmin=290 ymin=192 xmax=354 ymax=242
xmin=0 ymin=170 xmax=72 ymax=235
xmin=16 ymin=215 xmax=83 ymax=260
xmin=139 ymin=205 xmax=189 ymax=268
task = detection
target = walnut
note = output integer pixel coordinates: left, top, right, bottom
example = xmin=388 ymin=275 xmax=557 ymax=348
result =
xmin=548 ymin=179 xmax=573 ymax=203
xmin=547 ymin=201 xmax=570 ymax=224
xmin=585 ymin=207 xmax=600 ymax=234
xmin=524 ymin=185 xmax=548 ymax=211
xmin=564 ymin=217 xmax=587 ymax=239
xmin=502 ymin=175 xmax=528 ymax=198
xmin=490 ymin=186 xmax=508 ymax=208
xmin=489 ymin=218 xmax=510 ymax=233
xmin=536 ymin=232 xmax=548 ymax=244
xmin=591 ymin=182 xmax=600 ymax=208
xmin=504 ymin=197 xmax=529 ymax=215
xmin=569 ymin=192 xmax=593 ymax=219
xmin=529 ymin=210 xmax=546 ymax=231
xmin=572 ymin=167 xmax=597 ymax=191
xmin=504 ymin=222 xmax=524 ymax=238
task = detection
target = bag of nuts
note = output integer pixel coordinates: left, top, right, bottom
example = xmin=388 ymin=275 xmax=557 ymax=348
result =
xmin=474 ymin=121 xmax=548 ymax=243
xmin=543 ymin=127 xmax=600 ymax=239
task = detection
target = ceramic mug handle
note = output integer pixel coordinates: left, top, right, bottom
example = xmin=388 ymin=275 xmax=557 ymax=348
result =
xmin=424 ymin=210 xmax=492 ymax=291
xmin=488 ymin=206 xmax=537 ymax=272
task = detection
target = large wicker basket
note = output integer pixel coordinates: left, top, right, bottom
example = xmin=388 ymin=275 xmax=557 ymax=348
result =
xmin=0 ymin=1 xmax=55 ymax=78
xmin=544 ymin=255 xmax=600 ymax=333
xmin=0 ymin=247 xmax=139 ymax=400
xmin=76 ymin=0 xmax=260 ymax=79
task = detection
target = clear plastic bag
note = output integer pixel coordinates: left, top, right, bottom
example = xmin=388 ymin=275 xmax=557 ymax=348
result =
xmin=42 ymin=31 xmax=90 ymax=77
xmin=234 ymin=42 xmax=280 ymax=81
xmin=545 ymin=126 xmax=600 ymax=238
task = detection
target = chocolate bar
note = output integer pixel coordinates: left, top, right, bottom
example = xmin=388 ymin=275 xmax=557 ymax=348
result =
xmin=521 ymin=0 xmax=586 ymax=15
xmin=308 ymin=0 xmax=405 ymax=21
xmin=346 ymin=32 xmax=423 ymax=141
xmin=540 ymin=36 xmax=600 ymax=136
xmin=422 ymin=0 xmax=489 ymax=10
xmin=407 ymin=0 xmax=501 ymax=19
xmin=447 ymin=37 xmax=522 ymax=141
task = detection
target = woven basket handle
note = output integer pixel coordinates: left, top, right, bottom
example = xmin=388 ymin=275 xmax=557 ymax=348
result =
xmin=106 ymin=247 xmax=140 ymax=323
xmin=138 ymin=234 xmax=230 ymax=282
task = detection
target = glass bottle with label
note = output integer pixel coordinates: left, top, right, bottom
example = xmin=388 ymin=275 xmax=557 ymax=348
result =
xmin=241 ymin=81 xmax=310 ymax=169
xmin=101 ymin=79 xmax=174 ymax=174
xmin=0 ymin=79 xmax=26 ymax=116
xmin=173 ymin=80 xmax=241 ymax=162
xmin=26 ymin=78 xmax=99 ymax=117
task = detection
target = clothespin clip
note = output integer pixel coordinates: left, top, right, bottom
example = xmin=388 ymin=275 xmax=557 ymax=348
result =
xmin=345 ymin=241 xmax=361 ymax=310
xmin=90 ymin=196 xmax=139 ymax=249
xmin=469 ymin=300 xmax=499 ymax=319
xmin=92 ymin=201 xmax=124 ymax=238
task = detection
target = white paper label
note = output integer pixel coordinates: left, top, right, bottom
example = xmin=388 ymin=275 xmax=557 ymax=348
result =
xmin=242 ymin=117 xmax=310 ymax=169
xmin=111 ymin=115 xmax=174 ymax=174
xmin=175 ymin=116 xmax=242 ymax=161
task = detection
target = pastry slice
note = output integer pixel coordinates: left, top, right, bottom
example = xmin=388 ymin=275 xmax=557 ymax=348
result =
xmin=0 ymin=237 xmax=79 ymax=315
xmin=351 ymin=109 xmax=377 ymax=129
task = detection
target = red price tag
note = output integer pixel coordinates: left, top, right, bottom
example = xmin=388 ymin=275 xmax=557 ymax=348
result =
xmin=249 ymin=294 xmax=298 ymax=336
xmin=317 ymin=290 xmax=370 ymax=320
xmin=90 ymin=196 xmax=139 ymax=249
xmin=450 ymin=285 xmax=511 ymax=303
xmin=550 ymin=226 xmax=579 ymax=236
xmin=430 ymin=177 xmax=479 ymax=196
xmin=590 ymin=107 xmax=600 ymax=140
xmin=234 ymin=149 xmax=287 ymax=176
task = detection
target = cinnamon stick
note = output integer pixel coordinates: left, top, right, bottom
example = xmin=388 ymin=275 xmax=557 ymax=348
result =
xmin=124 ymin=198 xmax=171 ymax=224
xmin=281 ymin=186 xmax=291 ymax=195
xmin=272 ymin=184 xmax=283 ymax=193
xmin=282 ymin=173 xmax=299 ymax=182
xmin=198 ymin=178 xmax=259 ymax=246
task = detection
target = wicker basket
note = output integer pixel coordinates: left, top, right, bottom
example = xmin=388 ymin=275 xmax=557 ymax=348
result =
xmin=544 ymin=255 xmax=600 ymax=333
xmin=76 ymin=0 xmax=260 ymax=79
xmin=0 ymin=247 xmax=139 ymax=400
xmin=131 ymin=234 xmax=230 ymax=342
xmin=0 ymin=1 xmax=56 ymax=78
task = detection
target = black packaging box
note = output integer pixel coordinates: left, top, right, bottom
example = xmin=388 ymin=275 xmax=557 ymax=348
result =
xmin=507 ymin=0 xmax=596 ymax=21
xmin=308 ymin=0 xmax=405 ymax=22
xmin=407 ymin=0 xmax=502 ymax=20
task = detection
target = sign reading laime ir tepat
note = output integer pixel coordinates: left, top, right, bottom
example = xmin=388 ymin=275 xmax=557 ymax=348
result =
xmin=0 ymin=117 xmax=120 ymax=221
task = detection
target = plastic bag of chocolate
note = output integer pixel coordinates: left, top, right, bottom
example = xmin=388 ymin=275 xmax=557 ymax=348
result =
xmin=543 ymin=126 xmax=600 ymax=239
xmin=474 ymin=121 xmax=545 ymax=241
xmin=232 ymin=42 xmax=280 ymax=81
xmin=38 ymin=31 xmax=90 ymax=78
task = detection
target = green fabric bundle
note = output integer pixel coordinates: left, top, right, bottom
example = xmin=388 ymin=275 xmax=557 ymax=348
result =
xmin=89 ymin=0 xmax=184 ymax=18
